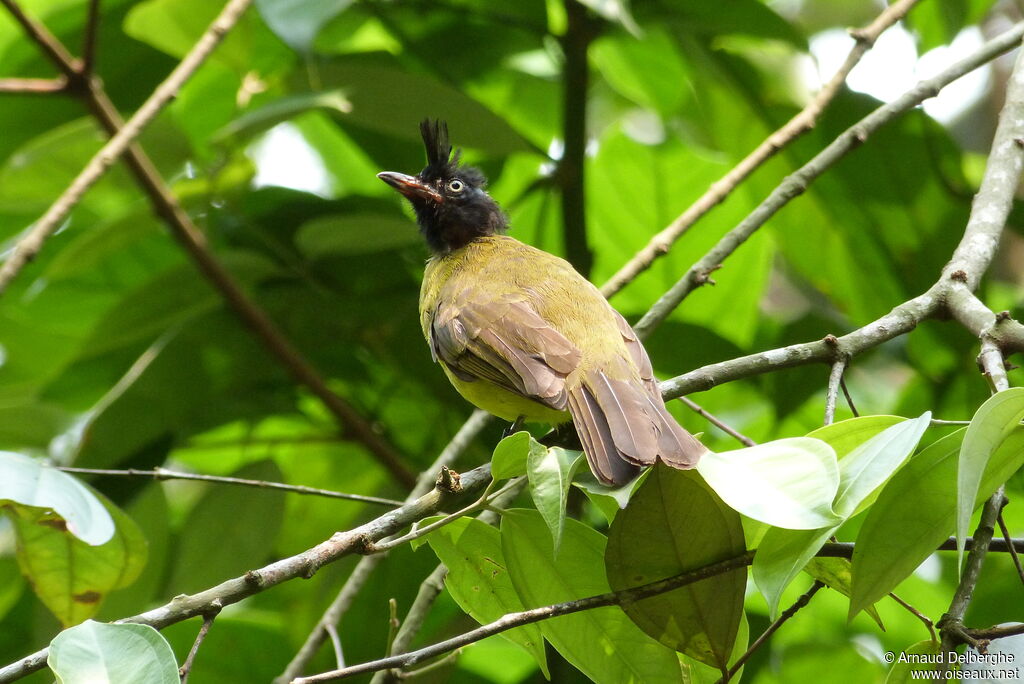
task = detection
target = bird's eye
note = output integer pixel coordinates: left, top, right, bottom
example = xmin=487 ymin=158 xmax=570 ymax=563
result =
xmin=448 ymin=179 xmax=464 ymax=193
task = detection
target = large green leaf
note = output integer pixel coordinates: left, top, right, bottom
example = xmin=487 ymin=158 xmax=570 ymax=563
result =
xmin=12 ymin=489 xmax=147 ymax=626
xmin=0 ymin=451 xmax=113 ymax=546
xmin=501 ymin=509 xmax=682 ymax=683
xmin=491 ymin=431 xmax=544 ymax=481
xmin=294 ymin=212 xmax=419 ymax=258
xmin=697 ymin=437 xmax=840 ymax=529
xmin=48 ymin=620 xmax=179 ymax=684
xmin=606 ymin=467 xmax=745 ymax=670
xmin=424 ymin=517 xmax=548 ymax=677
xmin=956 ymin=389 xmax=1024 ymax=566
xmin=754 ymin=415 xmax=930 ymax=617
xmin=851 ymin=426 xmax=1024 ymax=618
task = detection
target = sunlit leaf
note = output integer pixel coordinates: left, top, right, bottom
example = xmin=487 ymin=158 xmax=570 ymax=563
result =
xmin=424 ymin=517 xmax=548 ymax=677
xmin=697 ymin=437 xmax=841 ymax=529
xmin=0 ymin=451 xmax=113 ymax=546
xmin=48 ymin=620 xmax=178 ymax=684
xmin=13 ymin=490 xmax=146 ymax=626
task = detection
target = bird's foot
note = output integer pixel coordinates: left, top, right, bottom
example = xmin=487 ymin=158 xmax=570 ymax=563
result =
xmin=503 ymin=416 xmax=525 ymax=439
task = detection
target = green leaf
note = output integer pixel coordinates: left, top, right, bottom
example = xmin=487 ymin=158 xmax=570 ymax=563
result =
xmin=833 ymin=412 xmax=931 ymax=517
xmin=294 ymin=212 xmax=420 ymax=258
xmin=606 ymin=467 xmax=745 ymax=670
xmin=214 ymin=90 xmax=353 ymax=143
xmin=501 ymin=509 xmax=682 ymax=683
xmin=956 ymin=388 xmax=1024 ymax=567
xmin=527 ymin=446 xmax=584 ymax=554
xmin=753 ymin=414 xmax=930 ymax=618
xmin=753 ymin=524 xmax=835 ymax=619
xmin=884 ymin=640 xmax=941 ymax=683
xmin=48 ymin=620 xmax=179 ymax=684
xmin=851 ymin=426 xmax=1024 ymax=618
xmin=314 ymin=60 xmax=534 ymax=155
xmin=681 ymin=613 xmax=749 ymax=683
xmin=13 ymin=490 xmax=147 ymax=626
xmin=255 ymin=0 xmax=352 ymax=51
xmin=697 ymin=437 xmax=841 ymax=529
xmin=424 ymin=517 xmax=548 ymax=678
xmin=806 ymin=415 xmax=907 ymax=458
xmin=0 ymin=451 xmax=114 ymax=546
xmin=491 ymin=431 xmax=545 ymax=481
xmin=591 ymin=28 xmax=690 ymax=116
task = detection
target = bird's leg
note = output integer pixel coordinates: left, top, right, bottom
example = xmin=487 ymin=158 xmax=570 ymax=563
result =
xmin=503 ymin=416 xmax=525 ymax=438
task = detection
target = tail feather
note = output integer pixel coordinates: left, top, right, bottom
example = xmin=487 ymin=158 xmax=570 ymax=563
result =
xmin=568 ymin=370 xmax=706 ymax=485
xmin=568 ymin=384 xmax=639 ymax=486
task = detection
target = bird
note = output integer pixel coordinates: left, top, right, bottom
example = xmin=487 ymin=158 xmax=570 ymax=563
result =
xmin=377 ymin=120 xmax=707 ymax=486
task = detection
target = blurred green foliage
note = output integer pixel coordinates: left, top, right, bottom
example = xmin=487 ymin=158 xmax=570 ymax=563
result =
xmin=1 ymin=0 xmax=1023 ymax=682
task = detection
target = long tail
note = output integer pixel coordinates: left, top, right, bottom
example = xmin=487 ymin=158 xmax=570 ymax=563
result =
xmin=568 ymin=370 xmax=706 ymax=486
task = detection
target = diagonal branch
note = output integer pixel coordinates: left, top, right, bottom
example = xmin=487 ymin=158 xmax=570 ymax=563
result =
xmin=0 ymin=0 xmax=417 ymax=488
xmin=599 ymin=0 xmax=923 ymax=298
xmin=632 ymin=21 xmax=1024 ymax=340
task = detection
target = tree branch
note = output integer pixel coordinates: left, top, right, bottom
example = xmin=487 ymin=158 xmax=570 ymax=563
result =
xmin=294 ymin=537 xmax=1024 ymax=683
xmin=677 ymin=396 xmax=756 ymax=447
xmin=0 ymin=77 xmax=67 ymax=93
xmin=0 ymin=0 xmax=417 ymax=489
xmin=824 ymin=356 xmax=848 ymax=425
xmin=275 ymin=411 xmax=492 ymax=683
xmin=599 ymin=0 xmax=923 ymax=298
xmin=0 ymin=464 xmax=493 ymax=684
xmin=717 ymin=581 xmax=825 ymax=683
xmin=632 ymin=22 xmax=1024 ymax=340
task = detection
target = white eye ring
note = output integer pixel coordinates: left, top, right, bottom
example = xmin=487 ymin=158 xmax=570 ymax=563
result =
xmin=448 ymin=179 xmax=464 ymax=193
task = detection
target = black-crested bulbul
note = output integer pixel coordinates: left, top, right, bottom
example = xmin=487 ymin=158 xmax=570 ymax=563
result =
xmin=378 ymin=120 xmax=707 ymax=485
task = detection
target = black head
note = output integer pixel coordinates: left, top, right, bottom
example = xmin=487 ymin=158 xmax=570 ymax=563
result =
xmin=378 ymin=120 xmax=507 ymax=254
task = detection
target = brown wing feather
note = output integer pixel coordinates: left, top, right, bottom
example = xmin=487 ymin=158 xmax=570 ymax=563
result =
xmin=428 ymin=290 xmax=581 ymax=411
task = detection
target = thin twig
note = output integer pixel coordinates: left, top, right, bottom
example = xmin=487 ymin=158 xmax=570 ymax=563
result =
xmin=717 ymin=581 xmax=825 ymax=683
xmin=293 ymin=552 xmax=758 ymax=683
xmin=965 ymin=623 xmax=1024 ymax=641
xmin=0 ymin=0 xmax=417 ymax=489
xmin=56 ymin=466 xmax=405 ymax=507
xmin=997 ymin=512 xmax=1024 ymax=587
xmin=632 ymin=21 xmax=1024 ymax=340
xmin=366 ymin=479 xmax=518 ymax=554
xmin=374 ymin=565 xmax=448 ymax=683
xmin=325 ymin=625 xmax=345 ymax=669
xmin=179 ymin=606 xmax=220 ymax=684
xmin=889 ymin=592 xmax=937 ymax=643
xmin=939 ymin=487 xmax=1006 ymax=663
xmin=599 ymin=0 xmax=923 ymax=298
xmin=677 ymin=396 xmax=756 ymax=447
xmin=384 ymin=599 xmax=401 ymax=658
xmin=824 ymin=357 xmax=848 ymax=426
xmin=81 ymin=0 xmax=101 ymax=75
xmin=840 ymin=377 xmax=859 ymax=417
xmin=5 ymin=531 xmax=1024 ymax=682
xmin=0 ymin=77 xmax=67 ymax=93
xmin=0 ymin=0 xmax=81 ymax=78
xmin=0 ymin=0 xmax=250 ymax=285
